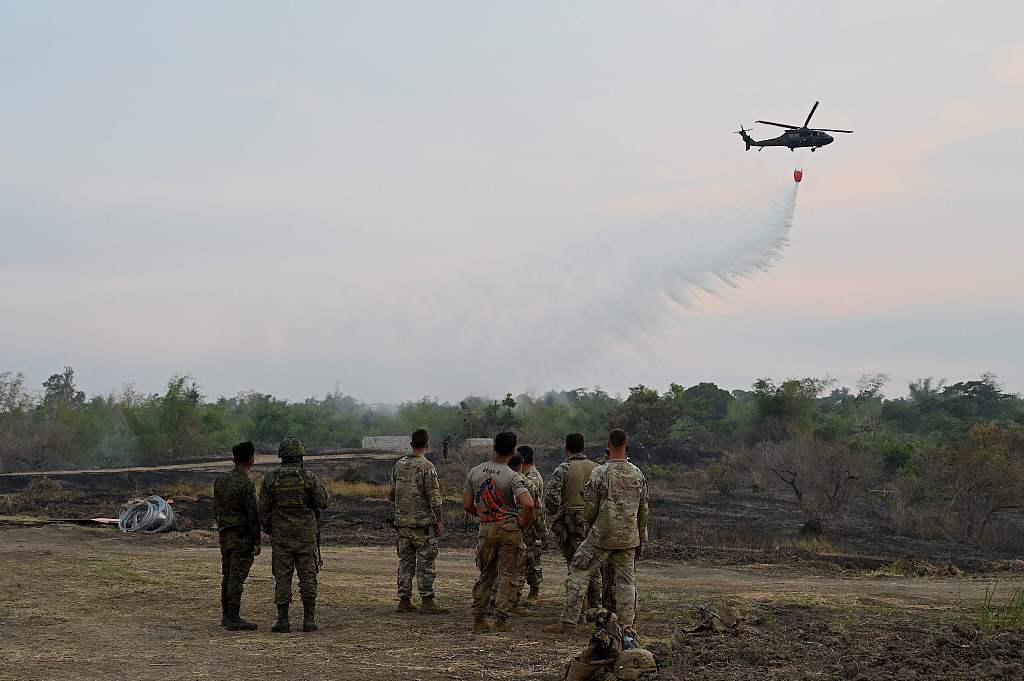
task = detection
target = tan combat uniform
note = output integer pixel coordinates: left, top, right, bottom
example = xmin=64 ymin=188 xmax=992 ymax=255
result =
xmin=558 ymin=459 xmax=649 ymax=627
xmin=545 ymin=453 xmax=601 ymax=607
xmin=465 ymin=462 xmax=529 ymax=620
xmin=389 ymin=453 xmax=443 ymax=600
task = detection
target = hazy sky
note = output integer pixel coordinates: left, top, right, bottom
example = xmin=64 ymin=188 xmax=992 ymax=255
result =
xmin=2 ymin=1 xmax=1022 ymax=403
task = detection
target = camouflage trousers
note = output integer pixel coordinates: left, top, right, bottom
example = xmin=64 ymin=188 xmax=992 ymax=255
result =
xmin=523 ymin=528 xmax=543 ymax=588
xmin=219 ymin=528 xmax=255 ymax=607
xmin=487 ymin=530 xmax=541 ymax=607
xmin=396 ymin=525 xmax=438 ymax=599
xmin=271 ymin=537 xmax=318 ymax=606
xmin=555 ymin=510 xmax=601 ymax=608
xmin=560 ymin=536 xmax=637 ymax=626
xmin=472 ymin=519 xmax=526 ymax=619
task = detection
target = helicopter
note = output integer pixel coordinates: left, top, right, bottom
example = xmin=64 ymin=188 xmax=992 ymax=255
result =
xmin=736 ymin=101 xmax=852 ymax=151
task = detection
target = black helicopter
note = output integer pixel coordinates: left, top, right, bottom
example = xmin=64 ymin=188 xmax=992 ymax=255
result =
xmin=736 ymin=101 xmax=852 ymax=151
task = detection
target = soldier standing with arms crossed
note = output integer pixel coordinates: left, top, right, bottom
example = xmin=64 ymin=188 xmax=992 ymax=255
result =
xmin=545 ymin=429 xmax=649 ymax=633
xmin=214 ymin=441 xmax=261 ymax=631
xmin=463 ymin=431 xmax=534 ymax=633
xmin=259 ymin=437 xmax=331 ymax=633
xmin=544 ymin=432 xmax=601 ymax=610
xmin=516 ymin=445 xmax=549 ymax=606
xmin=389 ymin=428 xmax=449 ymax=614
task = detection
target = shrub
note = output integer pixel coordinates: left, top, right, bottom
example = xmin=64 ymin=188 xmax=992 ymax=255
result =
xmin=21 ymin=476 xmax=66 ymax=505
xmin=0 ymin=494 xmax=25 ymax=515
xmin=705 ymin=463 xmax=739 ymax=496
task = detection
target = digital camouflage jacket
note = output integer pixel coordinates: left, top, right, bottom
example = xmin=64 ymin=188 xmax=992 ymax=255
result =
xmin=544 ymin=454 xmax=598 ymax=514
xmin=389 ymin=453 xmax=442 ymax=527
xmin=258 ymin=463 xmax=330 ymax=544
xmin=583 ymin=459 xmax=650 ymax=550
xmin=214 ymin=465 xmax=261 ymax=546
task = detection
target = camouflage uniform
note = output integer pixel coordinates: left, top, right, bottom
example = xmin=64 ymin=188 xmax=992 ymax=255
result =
xmin=258 ymin=440 xmax=331 ymax=609
xmin=559 ymin=459 xmax=649 ymax=627
xmin=545 ymin=453 xmax=601 ymax=607
xmin=522 ymin=466 xmax=548 ymax=590
xmin=465 ymin=462 xmax=529 ymax=621
xmin=214 ymin=465 xmax=261 ymax=611
xmin=389 ymin=452 xmax=443 ymax=600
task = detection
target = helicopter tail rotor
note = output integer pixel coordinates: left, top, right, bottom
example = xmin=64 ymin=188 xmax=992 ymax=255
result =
xmin=735 ymin=125 xmax=754 ymax=151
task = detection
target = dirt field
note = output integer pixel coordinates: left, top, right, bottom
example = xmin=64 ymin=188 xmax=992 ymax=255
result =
xmin=2 ymin=523 xmax=1022 ymax=681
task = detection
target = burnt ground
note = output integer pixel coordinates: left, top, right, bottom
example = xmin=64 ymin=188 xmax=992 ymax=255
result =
xmin=2 ymin=523 xmax=1023 ymax=681
xmin=2 ymin=450 xmax=1020 ymax=568
xmin=2 ymin=452 xmax=1024 ymax=679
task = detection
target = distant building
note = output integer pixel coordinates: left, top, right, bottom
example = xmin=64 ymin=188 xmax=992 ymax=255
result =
xmin=361 ymin=436 xmax=410 ymax=453
xmin=465 ymin=438 xmax=494 ymax=448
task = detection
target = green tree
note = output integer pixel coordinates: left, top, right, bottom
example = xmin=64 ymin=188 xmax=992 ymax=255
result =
xmin=747 ymin=377 xmax=832 ymax=442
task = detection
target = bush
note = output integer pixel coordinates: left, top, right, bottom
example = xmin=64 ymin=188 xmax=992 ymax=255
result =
xmin=21 ymin=476 xmax=66 ymax=504
xmin=705 ymin=463 xmax=739 ymax=496
xmin=0 ymin=494 xmax=25 ymax=515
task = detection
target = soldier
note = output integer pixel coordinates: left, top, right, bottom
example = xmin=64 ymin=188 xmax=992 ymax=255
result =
xmin=544 ymin=432 xmax=601 ymax=610
xmin=214 ymin=441 xmax=261 ymax=631
xmin=544 ymin=429 xmax=649 ymax=634
xmin=463 ymin=431 xmax=534 ymax=633
xmin=259 ymin=437 xmax=331 ymax=634
xmin=389 ymin=428 xmax=449 ymax=614
xmin=516 ymin=445 xmax=549 ymax=606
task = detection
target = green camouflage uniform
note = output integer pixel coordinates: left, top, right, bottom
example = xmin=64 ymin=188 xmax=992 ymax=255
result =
xmin=545 ymin=453 xmax=601 ymax=606
xmin=389 ymin=452 xmax=443 ymax=600
xmin=559 ymin=459 xmax=649 ymax=627
xmin=214 ymin=465 xmax=261 ymax=608
xmin=522 ymin=466 xmax=548 ymax=589
xmin=258 ymin=441 xmax=331 ymax=606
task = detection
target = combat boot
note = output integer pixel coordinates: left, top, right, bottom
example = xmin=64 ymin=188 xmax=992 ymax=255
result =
xmin=302 ymin=599 xmax=318 ymax=632
xmin=271 ymin=604 xmax=290 ymax=633
xmin=472 ymin=615 xmax=493 ymax=633
xmin=220 ymin=600 xmax=229 ymax=627
xmin=225 ymin=604 xmax=257 ymax=631
xmin=508 ymin=591 xmax=530 ymax=615
xmin=419 ymin=597 xmax=449 ymax=615
xmin=493 ymin=617 xmax=512 ymax=632
xmin=542 ymin=621 xmax=577 ymax=634
xmin=397 ymin=598 xmax=418 ymax=613
xmin=524 ymin=585 xmax=540 ymax=606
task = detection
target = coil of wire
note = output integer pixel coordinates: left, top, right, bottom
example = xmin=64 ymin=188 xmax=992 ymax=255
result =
xmin=117 ymin=495 xmax=176 ymax=533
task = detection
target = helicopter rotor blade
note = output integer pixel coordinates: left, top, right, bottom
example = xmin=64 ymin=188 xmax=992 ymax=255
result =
xmin=803 ymin=101 xmax=819 ymax=128
xmin=815 ymin=128 xmax=854 ymax=133
xmin=755 ymin=120 xmax=799 ymax=129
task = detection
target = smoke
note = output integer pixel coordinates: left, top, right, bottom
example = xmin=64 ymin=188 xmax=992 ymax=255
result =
xmin=0 ymin=176 xmax=801 ymax=401
xmin=426 ymin=181 xmax=802 ymax=388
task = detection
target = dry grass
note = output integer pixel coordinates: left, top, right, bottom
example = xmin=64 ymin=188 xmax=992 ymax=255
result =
xmin=164 ymin=478 xmax=214 ymax=498
xmin=326 ymin=479 xmax=390 ymax=499
xmin=779 ymin=536 xmax=836 ymax=555
xmin=0 ymin=476 xmax=68 ymax=514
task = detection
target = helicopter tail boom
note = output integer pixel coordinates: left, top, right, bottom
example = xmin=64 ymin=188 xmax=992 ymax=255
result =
xmin=735 ymin=126 xmax=755 ymax=151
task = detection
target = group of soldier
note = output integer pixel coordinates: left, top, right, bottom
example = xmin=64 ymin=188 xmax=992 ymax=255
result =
xmin=213 ymin=427 xmax=649 ymax=638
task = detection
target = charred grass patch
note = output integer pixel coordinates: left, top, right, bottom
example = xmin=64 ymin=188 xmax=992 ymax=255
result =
xmin=662 ymin=598 xmax=1021 ymax=681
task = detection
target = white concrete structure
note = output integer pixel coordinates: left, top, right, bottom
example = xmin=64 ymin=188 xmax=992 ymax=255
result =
xmin=360 ymin=436 xmax=410 ymax=453
xmin=465 ymin=438 xmax=494 ymax=448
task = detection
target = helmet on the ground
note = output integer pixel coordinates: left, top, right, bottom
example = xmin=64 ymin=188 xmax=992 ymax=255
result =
xmin=613 ymin=649 xmax=658 ymax=680
xmin=278 ymin=437 xmax=306 ymax=460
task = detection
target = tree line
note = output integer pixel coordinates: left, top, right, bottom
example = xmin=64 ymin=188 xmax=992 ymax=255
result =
xmin=2 ymin=367 xmax=1023 ymax=545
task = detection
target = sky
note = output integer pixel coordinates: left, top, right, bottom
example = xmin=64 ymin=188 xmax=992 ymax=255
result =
xmin=2 ymin=1 xmax=1023 ymax=403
